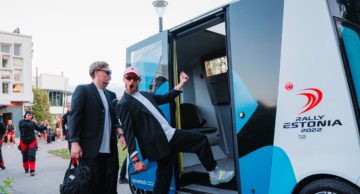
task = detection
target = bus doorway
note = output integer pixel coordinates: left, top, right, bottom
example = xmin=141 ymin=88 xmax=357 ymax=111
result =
xmin=172 ymin=20 xmax=238 ymax=193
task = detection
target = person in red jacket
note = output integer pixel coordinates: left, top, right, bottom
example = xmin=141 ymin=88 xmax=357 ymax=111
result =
xmin=0 ymin=122 xmax=6 ymax=170
xmin=19 ymin=111 xmax=40 ymax=176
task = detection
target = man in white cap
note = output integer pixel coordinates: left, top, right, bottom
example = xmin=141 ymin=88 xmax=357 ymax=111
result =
xmin=116 ymin=66 xmax=235 ymax=194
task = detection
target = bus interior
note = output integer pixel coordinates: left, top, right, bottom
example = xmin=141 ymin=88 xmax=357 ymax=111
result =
xmin=172 ymin=21 xmax=238 ymax=193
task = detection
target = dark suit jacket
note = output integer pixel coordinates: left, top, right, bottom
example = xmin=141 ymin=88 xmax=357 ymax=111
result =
xmin=116 ymin=89 xmax=181 ymax=162
xmin=69 ymin=83 xmax=120 ymax=159
xmin=0 ymin=122 xmax=5 ymax=137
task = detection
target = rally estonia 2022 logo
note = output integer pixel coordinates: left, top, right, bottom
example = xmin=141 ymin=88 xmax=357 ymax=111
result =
xmin=283 ymin=85 xmax=342 ymax=133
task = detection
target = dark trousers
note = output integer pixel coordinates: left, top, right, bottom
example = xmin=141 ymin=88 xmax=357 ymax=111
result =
xmin=80 ymin=153 xmax=119 ymax=194
xmin=153 ymin=130 xmax=217 ymax=194
xmin=119 ymin=159 xmax=127 ymax=180
xmin=19 ymin=139 xmax=37 ymax=171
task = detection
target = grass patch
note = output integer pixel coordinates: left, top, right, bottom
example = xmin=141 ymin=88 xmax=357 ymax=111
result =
xmin=48 ymin=143 xmax=128 ymax=166
xmin=48 ymin=148 xmax=70 ymax=159
xmin=118 ymin=143 xmax=128 ymax=166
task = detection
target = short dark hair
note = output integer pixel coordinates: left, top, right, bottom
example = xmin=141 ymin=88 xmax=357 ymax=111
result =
xmin=24 ymin=111 xmax=33 ymax=119
xmin=89 ymin=61 xmax=109 ymax=79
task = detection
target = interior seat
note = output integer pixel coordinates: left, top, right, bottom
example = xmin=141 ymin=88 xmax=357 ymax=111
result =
xmin=180 ymin=103 xmax=220 ymax=145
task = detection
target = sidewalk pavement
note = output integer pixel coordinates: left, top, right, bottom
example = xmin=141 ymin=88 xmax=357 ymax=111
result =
xmin=0 ymin=139 xmax=131 ymax=194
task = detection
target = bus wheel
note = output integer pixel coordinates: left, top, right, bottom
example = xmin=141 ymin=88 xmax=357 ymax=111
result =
xmin=299 ymin=178 xmax=360 ymax=194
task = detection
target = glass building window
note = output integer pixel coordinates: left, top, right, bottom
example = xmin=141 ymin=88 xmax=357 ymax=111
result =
xmin=12 ymin=84 xmax=23 ymax=93
xmin=13 ymin=70 xmax=22 ymax=81
xmin=2 ymin=82 xmax=9 ymax=94
xmin=2 ymin=55 xmax=11 ymax=68
xmin=1 ymin=44 xmax=10 ymax=53
xmin=14 ymin=44 xmax=21 ymax=56
xmin=48 ymin=91 xmax=64 ymax=106
xmin=12 ymin=57 xmax=23 ymax=68
xmin=0 ymin=70 xmax=11 ymax=80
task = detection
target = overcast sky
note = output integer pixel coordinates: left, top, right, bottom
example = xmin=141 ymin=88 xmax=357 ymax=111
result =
xmin=0 ymin=0 xmax=231 ymax=87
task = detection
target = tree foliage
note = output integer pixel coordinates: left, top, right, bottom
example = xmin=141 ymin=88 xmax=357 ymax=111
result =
xmin=32 ymin=88 xmax=52 ymax=124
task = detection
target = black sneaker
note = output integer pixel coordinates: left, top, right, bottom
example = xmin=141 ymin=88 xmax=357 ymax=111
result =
xmin=0 ymin=166 xmax=5 ymax=170
xmin=118 ymin=177 xmax=129 ymax=184
xmin=30 ymin=170 xmax=35 ymax=176
xmin=25 ymin=169 xmax=29 ymax=174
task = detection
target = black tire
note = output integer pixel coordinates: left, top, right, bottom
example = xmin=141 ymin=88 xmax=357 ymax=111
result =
xmin=299 ymin=178 xmax=360 ymax=194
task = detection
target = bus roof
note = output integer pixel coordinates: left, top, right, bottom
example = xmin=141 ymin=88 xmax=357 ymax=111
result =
xmin=169 ymin=0 xmax=238 ymax=33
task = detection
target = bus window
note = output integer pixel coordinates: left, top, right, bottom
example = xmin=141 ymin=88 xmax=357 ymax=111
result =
xmin=338 ymin=21 xmax=360 ymax=110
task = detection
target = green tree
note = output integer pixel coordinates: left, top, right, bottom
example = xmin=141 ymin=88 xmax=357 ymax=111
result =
xmin=32 ymin=88 xmax=52 ymax=124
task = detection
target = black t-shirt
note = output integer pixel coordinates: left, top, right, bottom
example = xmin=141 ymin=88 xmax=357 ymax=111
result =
xmin=19 ymin=120 xmax=40 ymax=144
xmin=38 ymin=124 xmax=49 ymax=133
xmin=6 ymin=124 xmax=15 ymax=132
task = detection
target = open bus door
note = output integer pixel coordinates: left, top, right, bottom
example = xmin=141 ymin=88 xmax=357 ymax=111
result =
xmin=126 ymin=30 xmax=176 ymax=194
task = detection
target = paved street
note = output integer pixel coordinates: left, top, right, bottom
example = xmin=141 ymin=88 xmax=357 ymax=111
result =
xmin=0 ymin=139 xmax=131 ymax=194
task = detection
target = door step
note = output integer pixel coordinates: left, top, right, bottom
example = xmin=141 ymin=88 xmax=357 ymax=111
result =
xmin=181 ymin=184 xmax=238 ymax=194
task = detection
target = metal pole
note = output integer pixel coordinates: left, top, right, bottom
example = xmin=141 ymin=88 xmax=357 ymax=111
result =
xmin=36 ymin=67 xmax=38 ymax=88
xmin=159 ymin=17 xmax=163 ymax=32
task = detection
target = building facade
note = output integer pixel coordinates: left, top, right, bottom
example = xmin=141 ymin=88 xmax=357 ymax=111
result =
xmin=33 ymin=73 xmax=71 ymax=120
xmin=0 ymin=31 xmax=33 ymax=137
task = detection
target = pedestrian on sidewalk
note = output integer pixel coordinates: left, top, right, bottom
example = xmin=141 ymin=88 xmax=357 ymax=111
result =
xmin=62 ymin=103 xmax=71 ymax=151
xmin=0 ymin=121 xmax=6 ymax=170
xmin=19 ymin=111 xmax=41 ymax=176
xmin=56 ymin=119 xmax=63 ymax=142
xmin=6 ymin=120 xmax=16 ymax=148
xmin=117 ymin=127 xmax=128 ymax=184
xmin=38 ymin=121 xmax=47 ymax=143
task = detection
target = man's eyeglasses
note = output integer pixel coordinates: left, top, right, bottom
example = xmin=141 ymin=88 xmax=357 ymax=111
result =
xmin=125 ymin=75 xmax=140 ymax=81
xmin=97 ymin=69 xmax=112 ymax=76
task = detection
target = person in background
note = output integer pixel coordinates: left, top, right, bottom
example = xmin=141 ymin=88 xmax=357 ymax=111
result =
xmin=39 ymin=120 xmax=50 ymax=143
xmin=116 ymin=67 xmax=235 ymax=194
xmin=62 ymin=103 xmax=71 ymax=150
xmin=0 ymin=122 xmax=6 ymax=170
xmin=6 ymin=120 xmax=16 ymax=148
xmin=56 ymin=119 xmax=63 ymax=142
xmin=69 ymin=61 xmax=123 ymax=194
xmin=19 ymin=111 xmax=41 ymax=176
xmin=118 ymin=128 xmax=128 ymax=184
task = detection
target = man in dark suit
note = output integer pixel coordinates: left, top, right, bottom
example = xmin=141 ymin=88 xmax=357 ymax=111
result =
xmin=116 ymin=67 xmax=235 ymax=194
xmin=69 ymin=61 xmax=123 ymax=194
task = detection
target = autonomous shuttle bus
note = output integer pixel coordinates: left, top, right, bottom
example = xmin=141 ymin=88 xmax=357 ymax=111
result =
xmin=125 ymin=0 xmax=360 ymax=193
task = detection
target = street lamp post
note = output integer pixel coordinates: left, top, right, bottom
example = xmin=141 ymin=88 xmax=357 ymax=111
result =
xmin=152 ymin=0 xmax=168 ymax=32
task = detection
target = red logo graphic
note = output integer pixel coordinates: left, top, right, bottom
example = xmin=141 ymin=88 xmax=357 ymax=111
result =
xmin=298 ymin=88 xmax=323 ymax=114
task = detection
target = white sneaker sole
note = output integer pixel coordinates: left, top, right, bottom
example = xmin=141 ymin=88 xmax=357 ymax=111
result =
xmin=210 ymin=173 xmax=235 ymax=185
